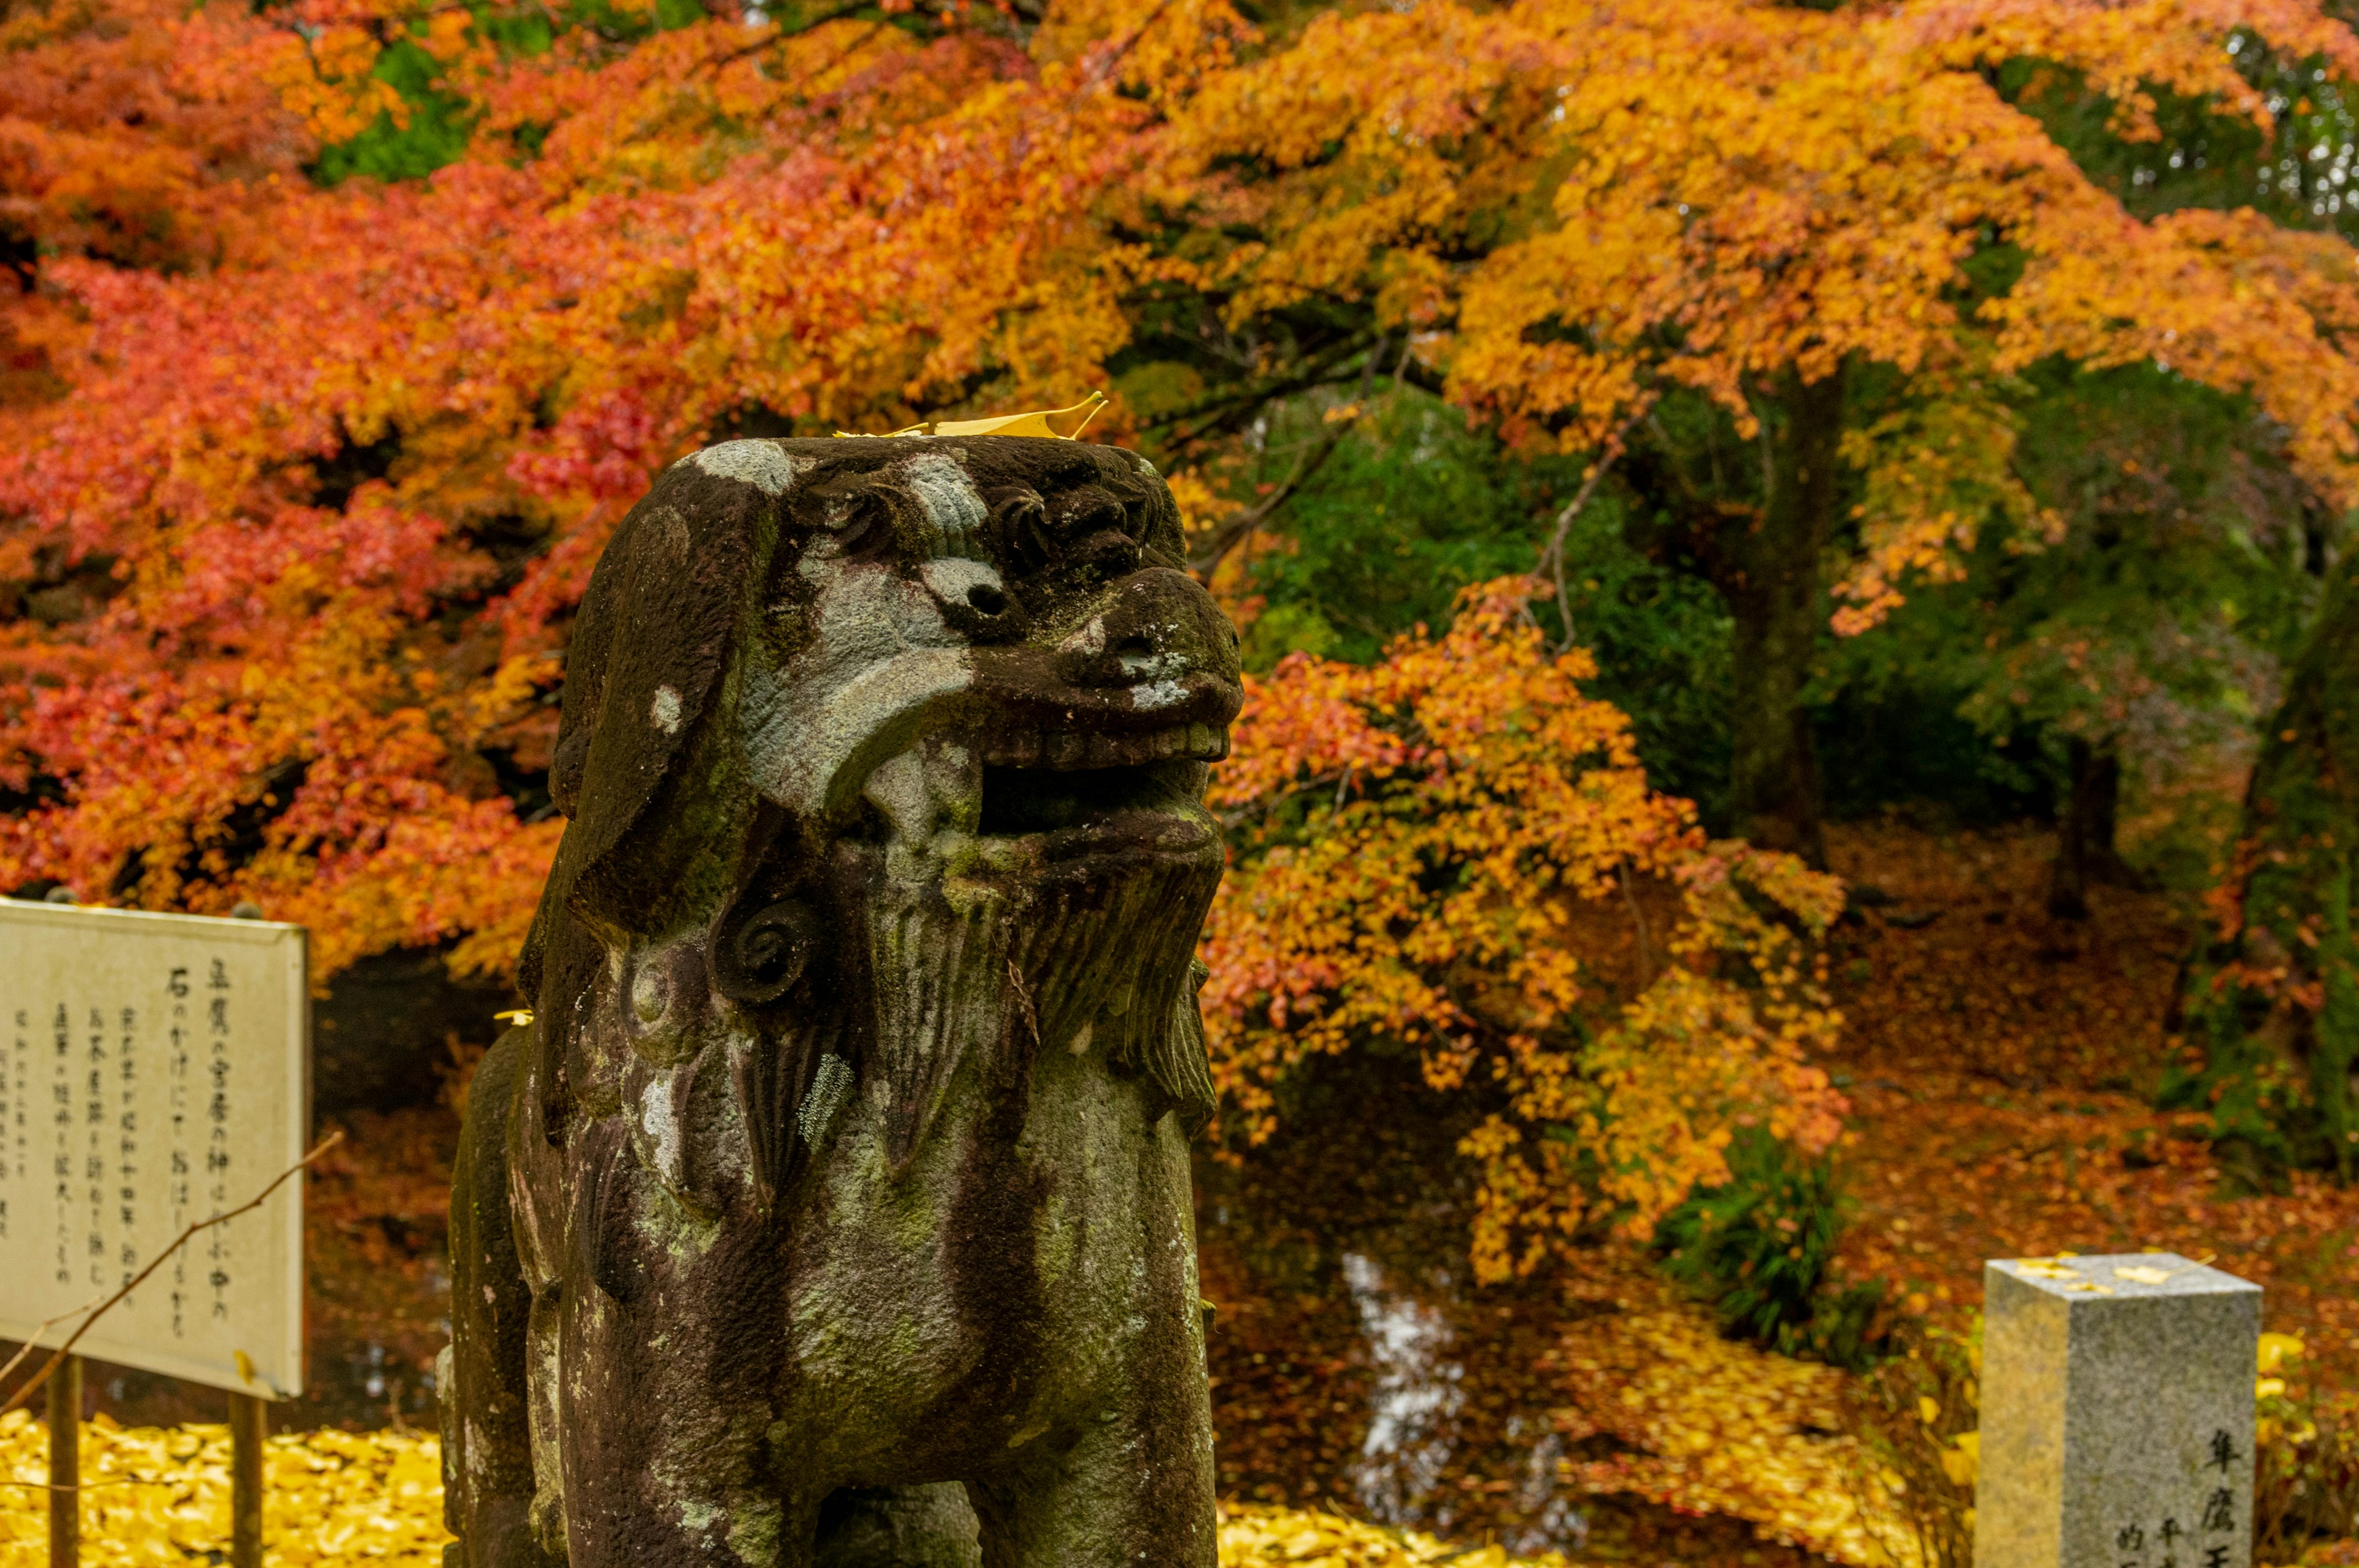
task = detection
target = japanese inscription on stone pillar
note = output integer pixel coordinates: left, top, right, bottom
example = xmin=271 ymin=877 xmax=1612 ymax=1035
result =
xmin=0 ymin=902 xmax=307 ymax=1398
xmin=1976 ymin=1251 xmax=2260 ymax=1568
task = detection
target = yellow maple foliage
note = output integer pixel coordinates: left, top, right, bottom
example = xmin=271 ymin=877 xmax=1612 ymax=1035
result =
xmin=0 ymin=1411 xmax=447 ymax=1566
xmin=1163 ymin=0 xmax=2359 ymax=627
xmin=12 ymin=0 xmax=2359 ymax=989
xmin=1203 ymin=579 xmax=1849 ymax=1277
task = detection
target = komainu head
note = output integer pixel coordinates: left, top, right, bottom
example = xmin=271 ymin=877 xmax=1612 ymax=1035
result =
xmin=518 ymin=435 xmax=1242 ymax=1215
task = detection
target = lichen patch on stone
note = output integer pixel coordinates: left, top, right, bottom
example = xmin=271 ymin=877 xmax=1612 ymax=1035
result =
xmin=692 ymin=440 xmax=805 ymax=496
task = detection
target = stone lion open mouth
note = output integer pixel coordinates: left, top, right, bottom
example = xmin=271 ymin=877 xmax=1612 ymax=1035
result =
xmin=826 ymin=552 xmax=1242 ymax=875
xmin=982 ymin=755 xmax=1223 ymax=872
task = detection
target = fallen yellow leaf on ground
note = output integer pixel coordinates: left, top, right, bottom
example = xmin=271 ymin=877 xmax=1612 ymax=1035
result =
xmin=0 ymin=1411 xmax=448 ymax=1566
xmin=1552 ymin=1287 xmax=1916 ymax=1566
xmin=1216 ymin=1502 xmax=1567 ymax=1566
xmin=0 ymin=1414 xmax=1568 ymax=1567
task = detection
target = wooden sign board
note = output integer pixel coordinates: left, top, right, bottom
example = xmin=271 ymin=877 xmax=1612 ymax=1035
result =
xmin=0 ymin=902 xmax=307 ymax=1398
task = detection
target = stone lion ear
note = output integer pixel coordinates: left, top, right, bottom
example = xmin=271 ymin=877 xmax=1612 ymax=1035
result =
xmin=521 ymin=469 xmax=762 ymax=988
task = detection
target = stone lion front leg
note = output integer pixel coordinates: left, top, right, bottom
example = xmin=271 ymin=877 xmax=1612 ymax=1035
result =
xmin=441 ymin=1024 xmax=565 ymax=1568
xmin=963 ymin=1115 xmax=1218 ymax=1568
xmin=965 ymin=1391 xmax=1218 ymax=1568
xmin=546 ymin=1115 xmax=812 ymax=1568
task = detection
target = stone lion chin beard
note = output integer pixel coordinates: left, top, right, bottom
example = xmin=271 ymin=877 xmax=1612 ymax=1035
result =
xmin=836 ymin=730 xmax=1226 ymax=1170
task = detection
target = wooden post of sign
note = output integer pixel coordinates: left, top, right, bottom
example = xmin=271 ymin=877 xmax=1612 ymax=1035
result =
xmin=228 ymin=897 xmax=270 ymax=1568
xmin=46 ymin=1354 xmax=80 ymax=1568
xmin=230 ymin=1391 xmax=267 ymax=1568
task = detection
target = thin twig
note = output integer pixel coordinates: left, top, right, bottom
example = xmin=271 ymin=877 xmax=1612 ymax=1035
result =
xmin=1620 ymin=857 xmax=1656 ymax=988
xmin=0 ymin=1290 xmax=108 ymax=1392
xmin=1006 ymin=958 xmax=1040 ymax=1045
xmin=1539 ymin=410 xmax=1643 ymax=653
xmin=780 ymin=20 xmax=890 ymax=95
xmin=1089 ymin=0 xmax=1175 ymax=82
xmin=1188 ymin=417 xmax=1356 ymax=582
xmin=0 ymin=1131 xmax=346 ymax=1418
xmin=699 ymin=0 xmax=869 ymax=72
xmin=0 ymin=1478 xmax=137 ymax=1492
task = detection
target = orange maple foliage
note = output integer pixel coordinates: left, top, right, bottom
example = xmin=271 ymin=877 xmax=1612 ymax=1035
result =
xmin=0 ymin=0 xmax=1176 ymax=973
xmin=1200 ymin=580 xmax=1847 ymax=1277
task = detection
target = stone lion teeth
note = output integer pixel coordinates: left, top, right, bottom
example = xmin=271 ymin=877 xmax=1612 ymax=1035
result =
xmin=1087 ymin=733 xmax=1119 ymax=768
xmin=1153 ymin=729 xmax=1183 ymax=760
xmin=1048 ymin=731 xmax=1086 ymax=768
xmin=1010 ymin=728 xmax=1041 ymax=767
xmin=1186 ymin=723 xmax=1215 ymax=756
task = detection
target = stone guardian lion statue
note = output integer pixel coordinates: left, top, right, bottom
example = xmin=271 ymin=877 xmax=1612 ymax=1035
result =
xmin=437 ymin=434 xmax=1240 ymax=1568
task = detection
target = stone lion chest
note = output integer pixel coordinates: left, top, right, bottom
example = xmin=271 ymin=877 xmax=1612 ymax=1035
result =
xmin=439 ymin=435 xmax=1237 ymax=1567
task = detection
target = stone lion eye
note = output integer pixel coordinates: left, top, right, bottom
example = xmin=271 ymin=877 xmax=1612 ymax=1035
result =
xmin=965 ymin=582 xmax=1008 ymax=615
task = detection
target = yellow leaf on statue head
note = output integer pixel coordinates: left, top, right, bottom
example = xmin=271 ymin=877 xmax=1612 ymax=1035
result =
xmin=841 ymin=391 xmax=1108 ymax=440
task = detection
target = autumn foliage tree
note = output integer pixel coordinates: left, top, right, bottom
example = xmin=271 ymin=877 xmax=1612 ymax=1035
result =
xmin=1153 ymin=0 xmax=2359 ymax=865
xmin=1200 ymin=579 xmax=1847 ymax=1277
xmin=0 ymin=0 xmax=1176 ymax=972
xmin=7 ymin=0 xmax=2359 ymax=1231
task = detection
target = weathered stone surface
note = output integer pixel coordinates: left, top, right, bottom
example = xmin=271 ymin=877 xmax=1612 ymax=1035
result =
xmin=440 ymin=436 xmax=1239 ymax=1567
xmin=1975 ymin=1252 xmax=2260 ymax=1568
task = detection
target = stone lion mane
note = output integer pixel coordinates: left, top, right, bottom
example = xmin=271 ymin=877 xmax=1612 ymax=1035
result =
xmin=441 ymin=435 xmax=1239 ymax=1568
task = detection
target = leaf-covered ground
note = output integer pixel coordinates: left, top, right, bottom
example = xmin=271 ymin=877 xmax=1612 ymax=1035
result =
xmin=0 ymin=1414 xmax=449 ymax=1565
xmin=1822 ymin=824 xmax=2359 ymax=1397
xmin=0 ymin=1417 xmax=1588 ymax=1567
xmin=1197 ymin=822 xmax=2359 ymax=1561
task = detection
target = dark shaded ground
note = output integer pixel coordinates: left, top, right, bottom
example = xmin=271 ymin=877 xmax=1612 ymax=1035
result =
xmin=1195 ymin=1049 xmax=1818 ymax=1562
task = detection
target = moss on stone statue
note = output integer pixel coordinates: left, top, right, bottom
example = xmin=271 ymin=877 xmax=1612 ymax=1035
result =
xmin=2165 ymin=562 xmax=2359 ymax=1184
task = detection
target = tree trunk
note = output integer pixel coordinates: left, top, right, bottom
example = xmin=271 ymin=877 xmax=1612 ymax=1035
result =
xmin=2048 ymin=736 xmax=2124 ymax=920
xmin=2168 ymin=557 xmax=2359 ymax=1180
xmin=1711 ymin=368 xmax=1844 ymax=868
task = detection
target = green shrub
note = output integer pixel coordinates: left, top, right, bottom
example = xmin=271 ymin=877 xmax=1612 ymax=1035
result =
xmin=1654 ymin=1128 xmax=1885 ymax=1370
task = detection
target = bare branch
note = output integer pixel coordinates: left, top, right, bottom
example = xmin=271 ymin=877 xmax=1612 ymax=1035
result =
xmin=0 ymin=1291 xmax=107 ymax=1394
xmin=1187 ymin=418 xmax=1356 ymax=583
xmin=1539 ymin=410 xmax=1643 ymax=653
xmin=699 ymin=2 xmax=892 ymax=73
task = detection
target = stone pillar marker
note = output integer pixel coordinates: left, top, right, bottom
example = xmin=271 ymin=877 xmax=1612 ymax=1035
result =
xmin=1976 ymin=1252 xmax=2260 ymax=1568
